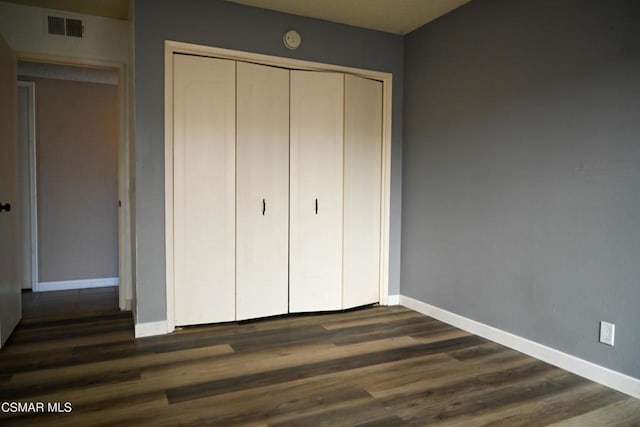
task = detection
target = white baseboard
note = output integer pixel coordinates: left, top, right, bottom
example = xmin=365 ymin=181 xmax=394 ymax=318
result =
xmin=120 ymin=298 xmax=133 ymax=312
xmin=36 ymin=277 xmax=119 ymax=292
xmin=135 ymin=320 xmax=169 ymax=338
xmin=387 ymin=294 xmax=400 ymax=305
xmin=399 ymin=295 xmax=640 ymax=400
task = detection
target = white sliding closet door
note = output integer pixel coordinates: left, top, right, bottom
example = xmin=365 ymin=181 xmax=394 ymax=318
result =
xmin=173 ymin=54 xmax=236 ymax=325
xmin=343 ymin=75 xmax=383 ymax=309
xmin=236 ymin=62 xmax=290 ymax=320
xmin=290 ymin=71 xmax=344 ymax=312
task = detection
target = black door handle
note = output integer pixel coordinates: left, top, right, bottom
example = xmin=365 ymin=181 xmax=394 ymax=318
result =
xmin=315 ymin=198 xmax=318 ymax=215
xmin=0 ymin=202 xmax=10 ymax=213
xmin=262 ymin=198 xmax=266 ymax=216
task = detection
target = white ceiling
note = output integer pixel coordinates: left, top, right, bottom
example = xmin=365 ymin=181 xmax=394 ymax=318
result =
xmin=4 ymin=0 xmax=470 ymax=35
xmin=1 ymin=0 xmax=472 ymax=34
xmin=225 ymin=0 xmax=472 ymax=35
xmin=1 ymin=0 xmax=130 ymax=20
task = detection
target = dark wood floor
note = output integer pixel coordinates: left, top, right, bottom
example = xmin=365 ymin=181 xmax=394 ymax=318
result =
xmin=21 ymin=287 xmax=119 ymax=319
xmin=0 ymin=292 xmax=638 ymax=426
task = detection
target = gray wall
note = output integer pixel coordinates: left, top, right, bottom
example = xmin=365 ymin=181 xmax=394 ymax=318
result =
xmin=402 ymin=0 xmax=640 ymax=378
xmin=134 ymin=0 xmax=404 ymax=323
xmin=30 ymin=77 xmax=119 ymax=282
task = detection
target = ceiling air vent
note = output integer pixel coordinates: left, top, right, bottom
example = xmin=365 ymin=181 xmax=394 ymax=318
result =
xmin=47 ymin=15 xmax=84 ymax=38
xmin=65 ymin=18 xmax=83 ymax=38
xmin=47 ymin=16 xmax=65 ymax=35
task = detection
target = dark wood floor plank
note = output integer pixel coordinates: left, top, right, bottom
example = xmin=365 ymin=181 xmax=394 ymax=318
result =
xmin=361 ymin=345 xmax=529 ymax=397
xmin=14 ymin=311 xmax=131 ymax=330
xmin=0 ymin=391 xmax=168 ymax=427
xmin=19 ymin=337 xmax=418 ymax=415
xmin=6 ymin=344 xmax=233 ymax=393
xmin=0 ymin=368 xmax=141 ymax=400
xmin=1 ymin=294 xmax=636 ymax=427
xmin=200 ymin=385 xmax=375 ymax=427
xmin=0 ymin=373 xmax=11 ymax=383
xmin=441 ymin=381 xmax=630 ymax=427
xmin=328 ymin=315 xmax=447 ymax=346
xmin=239 ymin=305 xmax=409 ymax=332
xmin=141 ymin=336 xmax=420 ymax=386
xmin=447 ymin=342 xmax=510 ymax=361
xmin=229 ymin=324 xmax=332 ymax=353
xmin=149 ymin=323 xmax=330 ymax=354
xmin=433 ymin=372 xmax=590 ymax=422
xmin=8 ymin=319 xmax=133 ymax=344
xmin=411 ymin=327 xmax=473 ymax=345
xmin=0 ymin=348 xmax=75 ymax=375
xmin=550 ymin=396 xmax=640 ymax=427
xmin=0 ymin=330 xmax=135 ymax=356
xmin=363 ymin=361 xmax=567 ymax=424
xmin=165 ymin=335 xmax=486 ymax=404
xmin=76 ymin=375 xmax=374 ymax=426
xmin=354 ymin=415 xmax=407 ymax=427
xmin=0 ymin=342 xmax=145 ymax=374
xmin=269 ymin=398 xmax=394 ymax=427
xmin=114 ymin=358 xmax=436 ymax=427
xmin=320 ymin=309 xmax=423 ymax=330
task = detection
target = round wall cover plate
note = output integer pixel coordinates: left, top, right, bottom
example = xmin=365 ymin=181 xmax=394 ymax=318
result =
xmin=283 ymin=30 xmax=301 ymax=50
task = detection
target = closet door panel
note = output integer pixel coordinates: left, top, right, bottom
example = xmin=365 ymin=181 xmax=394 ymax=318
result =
xmin=173 ymin=54 xmax=236 ymax=325
xmin=289 ymin=71 xmax=344 ymax=312
xmin=343 ymin=75 xmax=383 ymax=309
xmin=236 ymin=62 xmax=289 ymax=320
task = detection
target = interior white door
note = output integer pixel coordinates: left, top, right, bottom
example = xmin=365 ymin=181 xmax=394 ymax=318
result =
xmin=173 ymin=54 xmax=236 ymax=325
xmin=236 ymin=62 xmax=289 ymax=320
xmin=0 ymin=35 xmax=21 ymax=348
xmin=289 ymin=70 xmax=344 ymax=312
xmin=343 ymin=75 xmax=383 ymax=309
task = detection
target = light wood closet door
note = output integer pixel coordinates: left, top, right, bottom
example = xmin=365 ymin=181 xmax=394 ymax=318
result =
xmin=173 ymin=54 xmax=236 ymax=325
xmin=290 ymin=71 xmax=344 ymax=312
xmin=236 ymin=62 xmax=289 ymax=320
xmin=343 ymin=75 xmax=383 ymax=309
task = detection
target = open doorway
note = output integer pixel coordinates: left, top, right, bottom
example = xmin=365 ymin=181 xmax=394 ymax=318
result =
xmin=17 ymin=59 xmax=130 ymax=317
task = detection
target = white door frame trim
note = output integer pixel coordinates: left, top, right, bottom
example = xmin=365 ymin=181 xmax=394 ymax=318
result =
xmin=17 ymin=80 xmax=38 ymax=291
xmin=164 ymin=40 xmax=393 ymax=333
xmin=16 ymin=52 xmax=133 ymax=311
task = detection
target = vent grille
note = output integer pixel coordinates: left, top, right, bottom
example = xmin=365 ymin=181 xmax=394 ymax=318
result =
xmin=47 ymin=15 xmax=84 ymax=38
xmin=65 ymin=18 xmax=83 ymax=38
xmin=47 ymin=16 xmax=65 ymax=35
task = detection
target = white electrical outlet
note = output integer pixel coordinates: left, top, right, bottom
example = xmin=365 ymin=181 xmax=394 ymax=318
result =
xmin=599 ymin=321 xmax=615 ymax=346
